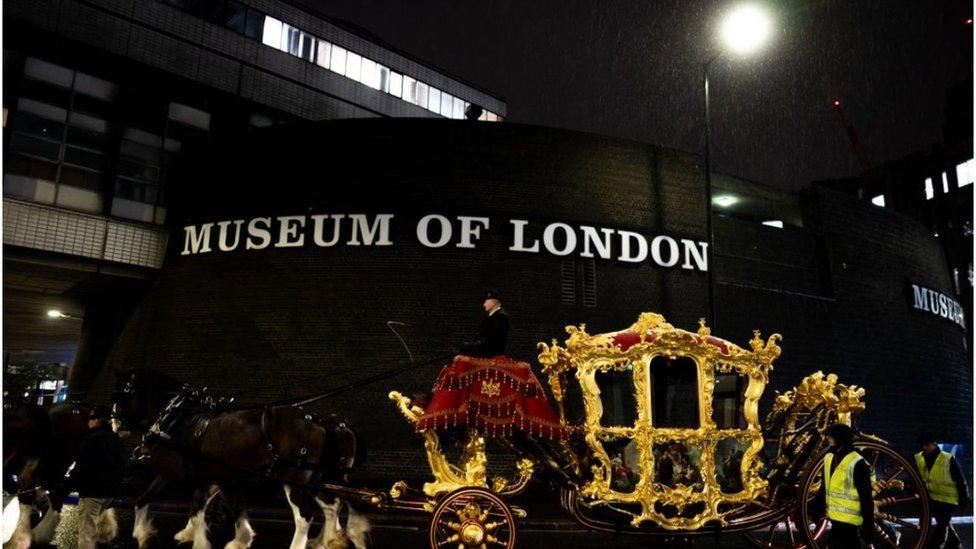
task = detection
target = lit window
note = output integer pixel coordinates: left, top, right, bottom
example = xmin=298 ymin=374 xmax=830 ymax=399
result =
xmin=925 ymin=177 xmax=934 ymax=200
xmin=389 ymin=72 xmax=403 ymax=98
xmin=453 ymin=98 xmax=464 ymax=119
xmin=360 ymin=58 xmax=379 ymax=89
xmin=761 ymin=220 xmax=784 ymax=228
xmin=428 ymin=87 xmax=441 ymax=113
xmin=378 ymin=65 xmax=390 ymax=93
xmin=261 ymin=16 xmax=283 ymax=48
xmin=402 ymin=75 xmax=416 ymax=103
xmin=871 ymin=194 xmax=885 ymax=207
xmin=942 ymin=171 xmax=950 ymax=193
xmin=486 ymin=112 xmax=498 ymax=122
xmin=345 ymin=52 xmax=362 ymax=82
xmin=74 ymin=72 xmax=118 ymax=101
xmin=956 ymin=158 xmax=974 ymax=187
xmin=316 ymin=41 xmax=331 ymax=70
xmin=298 ymin=32 xmax=316 ymax=62
xmin=330 ymin=46 xmax=347 ymax=76
xmin=478 ymin=109 xmax=487 ymax=121
xmin=416 ymin=82 xmax=429 ymax=107
xmin=282 ymin=24 xmax=302 ymax=56
xmin=439 ymin=92 xmax=454 ymax=117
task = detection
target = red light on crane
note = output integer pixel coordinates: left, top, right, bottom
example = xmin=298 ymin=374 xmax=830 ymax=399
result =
xmin=832 ymin=100 xmax=841 ymax=108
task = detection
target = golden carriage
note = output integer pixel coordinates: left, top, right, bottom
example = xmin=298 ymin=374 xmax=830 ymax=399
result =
xmin=385 ymin=312 xmax=932 ymax=548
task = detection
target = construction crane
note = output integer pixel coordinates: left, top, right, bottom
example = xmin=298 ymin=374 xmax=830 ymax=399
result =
xmin=831 ymin=99 xmax=871 ymax=172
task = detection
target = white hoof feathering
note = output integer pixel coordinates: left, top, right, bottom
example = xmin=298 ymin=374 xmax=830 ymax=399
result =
xmin=132 ymin=505 xmax=157 ymax=548
xmin=95 ymin=508 xmax=119 ymax=543
xmin=223 ymin=517 xmax=255 ymax=549
xmin=174 ymin=516 xmax=196 ymax=544
xmin=191 ymin=509 xmax=211 ymax=549
xmin=345 ymin=505 xmax=371 ymax=549
xmin=31 ymin=508 xmax=60 ymax=543
xmin=3 ymin=504 xmax=33 ymax=549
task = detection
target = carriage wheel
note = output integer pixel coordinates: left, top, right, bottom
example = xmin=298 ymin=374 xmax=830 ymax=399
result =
xmin=798 ymin=439 xmax=931 ymax=548
xmin=428 ymin=487 xmax=517 ymax=549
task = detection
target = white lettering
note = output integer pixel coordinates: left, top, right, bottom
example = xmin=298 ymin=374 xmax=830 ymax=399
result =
xmin=681 ymin=239 xmax=709 ymax=271
xmin=650 ymin=235 xmax=680 ymax=267
xmin=509 ymin=220 xmax=540 ymax=252
xmin=617 ymin=231 xmax=648 ymax=263
xmin=457 ymin=216 xmax=490 ymax=249
xmin=245 ymin=217 xmax=272 ymax=250
xmin=216 ymin=220 xmax=244 ymax=252
xmin=579 ymin=226 xmax=613 ymax=259
xmin=275 ymin=215 xmax=306 ymax=248
xmin=543 ymin=223 xmax=577 ymax=256
xmin=311 ymin=214 xmax=344 ymax=247
xmin=182 ymin=224 xmax=214 ymax=255
xmin=912 ymin=284 xmax=928 ymax=311
xmin=348 ymin=214 xmax=393 ymax=246
xmin=417 ymin=214 xmax=452 ymax=248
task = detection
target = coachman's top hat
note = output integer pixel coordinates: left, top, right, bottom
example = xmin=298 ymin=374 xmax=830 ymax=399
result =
xmin=483 ymin=290 xmax=502 ymax=302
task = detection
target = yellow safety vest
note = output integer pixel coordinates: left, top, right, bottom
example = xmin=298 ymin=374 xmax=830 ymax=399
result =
xmin=824 ymin=451 xmax=866 ymax=526
xmin=915 ymin=451 xmax=959 ymax=505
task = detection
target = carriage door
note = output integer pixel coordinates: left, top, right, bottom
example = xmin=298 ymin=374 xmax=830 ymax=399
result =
xmin=648 ymin=355 xmax=705 ymax=494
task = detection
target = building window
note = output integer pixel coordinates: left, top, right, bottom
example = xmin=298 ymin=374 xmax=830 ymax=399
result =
xmin=560 ymin=260 xmax=575 ymax=304
xmin=389 ymin=72 xmax=403 ymax=98
xmin=167 ymin=102 xmax=210 ymax=131
xmin=330 ymin=45 xmax=347 ymax=76
xmin=345 ymin=51 xmax=362 ymax=82
xmin=957 ymin=158 xmax=974 ymax=187
xmin=925 ymin=177 xmax=934 ymax=200
xmin=871 ymin=194 xmax=885 ymax=207
xmin=582 ymin=259 xmax=597 ymax=308
xmin=315 ymin=41 xmax=331 ymax=70
xmin=942 ymin=171 xmax=950 ymax=193
xmin=261 ymin=16 xmax=282 ymax=48
xmin=762 ymin=220 xmax=784 ymax=228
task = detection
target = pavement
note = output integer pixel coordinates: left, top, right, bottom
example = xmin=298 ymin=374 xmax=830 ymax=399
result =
xmin=30 ymin=502 xmax=976 ymax=548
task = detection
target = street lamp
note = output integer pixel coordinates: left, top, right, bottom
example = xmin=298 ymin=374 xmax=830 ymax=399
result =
xmin=703 ymin=3 xmax=772 ymax=328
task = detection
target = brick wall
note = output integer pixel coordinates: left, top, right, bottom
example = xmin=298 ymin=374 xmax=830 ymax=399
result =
xmin=91 ymin=119 xmax=971 ymax=483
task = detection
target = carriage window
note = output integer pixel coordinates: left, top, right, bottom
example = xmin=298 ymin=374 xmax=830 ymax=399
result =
xmin=715 ymin=438 xmax=749 ymax=494
xmin=712 ymin=373 xmax=745 ymax=429
xmin=595 ymin=367 xmax=638 ymax=428
xmin=649 ymin=356 xmax=699 ymax=428
xmin=652 ymin=441 xmax=704 ymax=492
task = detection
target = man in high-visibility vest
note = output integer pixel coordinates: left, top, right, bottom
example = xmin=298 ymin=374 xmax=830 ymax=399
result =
xmin=823 ymin=423 xmax=875 ymax=548
xmin=916 ymin=432 xmax=970 ymax=549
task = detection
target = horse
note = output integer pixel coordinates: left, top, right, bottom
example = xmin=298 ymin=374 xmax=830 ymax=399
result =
xmin=2 ymin=399 xmax=119 ymax=547
xmin=112 ymin=369 xmax=370 ymax=549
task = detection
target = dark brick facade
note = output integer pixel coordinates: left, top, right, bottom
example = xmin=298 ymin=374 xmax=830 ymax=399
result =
xmin=91 ymin=119 xmax=972 ymax=481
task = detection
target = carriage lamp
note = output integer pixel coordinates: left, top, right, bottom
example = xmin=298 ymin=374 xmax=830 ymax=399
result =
xmin=46 ymin=309 xmax=80 ymax=320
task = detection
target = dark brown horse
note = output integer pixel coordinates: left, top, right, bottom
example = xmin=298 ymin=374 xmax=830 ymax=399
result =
xmin=2 ymin=399 xmax=116 ymax=546
xmin=113 ymin=369 xmax=369 ymax=549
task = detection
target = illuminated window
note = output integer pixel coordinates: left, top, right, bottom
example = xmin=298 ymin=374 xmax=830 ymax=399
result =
xmin=378 ymin=65 xmax=390 ymax=93
xmin=428 ymin=87 xmax=441 ymax=113
xmin=486 ymin=112 xmax=498 ymax=122
xmin=402 ymin=75 xmax=416 ymax=103
xmin=416 ymin=82 xmax=429 ymax=107
xmin=942 ymin=171 xmax=950 ymax=193
xmin=925 ymin=177 xmax=934 ymax=200
xmin=871 ymin=194 xmax=885 ymax=207
xmin=298 ymin=32 xmax=316 ymax=62
xmin=330 ymin=45 xmax=347 ymax=76
xmin=389 ymin=72 xmax=403 ymax=98
xmin=454 ymin=97 xmax=466 ymax=119
xmin=956 ymin=159 xmax=974 ymax=187
xmin=281 ymin=23 xmax=301 ymax=55
xmin=168 ymin=102 xmax=210 ymax=130
xmin=440 ymin=92 xmax=454 ymax=117
xmin=315 ymin=41 xmax=331 ymax=70
xmin=360 ymin=58 xmax=379 ymax=89
xmin=345 ymin=52 xmax=362 ymax=82
xmin=261 ymin=16 xmax=282 ymax=48
xmin=761 ymin=220 xmax=784 ymax=228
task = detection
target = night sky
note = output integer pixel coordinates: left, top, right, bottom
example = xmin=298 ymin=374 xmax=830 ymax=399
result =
xmin=297 ymin=0 xmax=973 ymax=191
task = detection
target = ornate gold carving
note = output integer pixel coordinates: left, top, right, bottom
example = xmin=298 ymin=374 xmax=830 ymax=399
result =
xmin=769 ymin=371 xmax=865 ymax=427
xmin=387 ymin=392 xmax=536 ymax=500
xmin=537 ymin=313 xmax=781 ymax=530
xmin=481 ymin=379 xmax=501 ymax=397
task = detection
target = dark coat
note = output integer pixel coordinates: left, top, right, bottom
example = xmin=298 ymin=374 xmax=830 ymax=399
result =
xmin=460 ymin=308 xmax=510 ymax=357
xmin=68 ymin=425 xmax=124 ymax=498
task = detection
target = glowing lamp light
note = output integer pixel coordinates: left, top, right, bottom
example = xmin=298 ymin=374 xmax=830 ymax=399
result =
xmin=713 ymin=194 xmax=739 ymax=207
xmin=833 ymin=100 xmax=841 ymax=108
xmin=966 ymin=18 xmax=972 ymax=25
xmin=720 ymin=4 xmax=773 ymax=55
xmin=47 ymin=309 xmax=63 ymax=318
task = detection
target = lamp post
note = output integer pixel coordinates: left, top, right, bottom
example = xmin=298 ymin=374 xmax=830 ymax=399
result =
xmin=703 ymin=4 xmax=772 ymax=328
